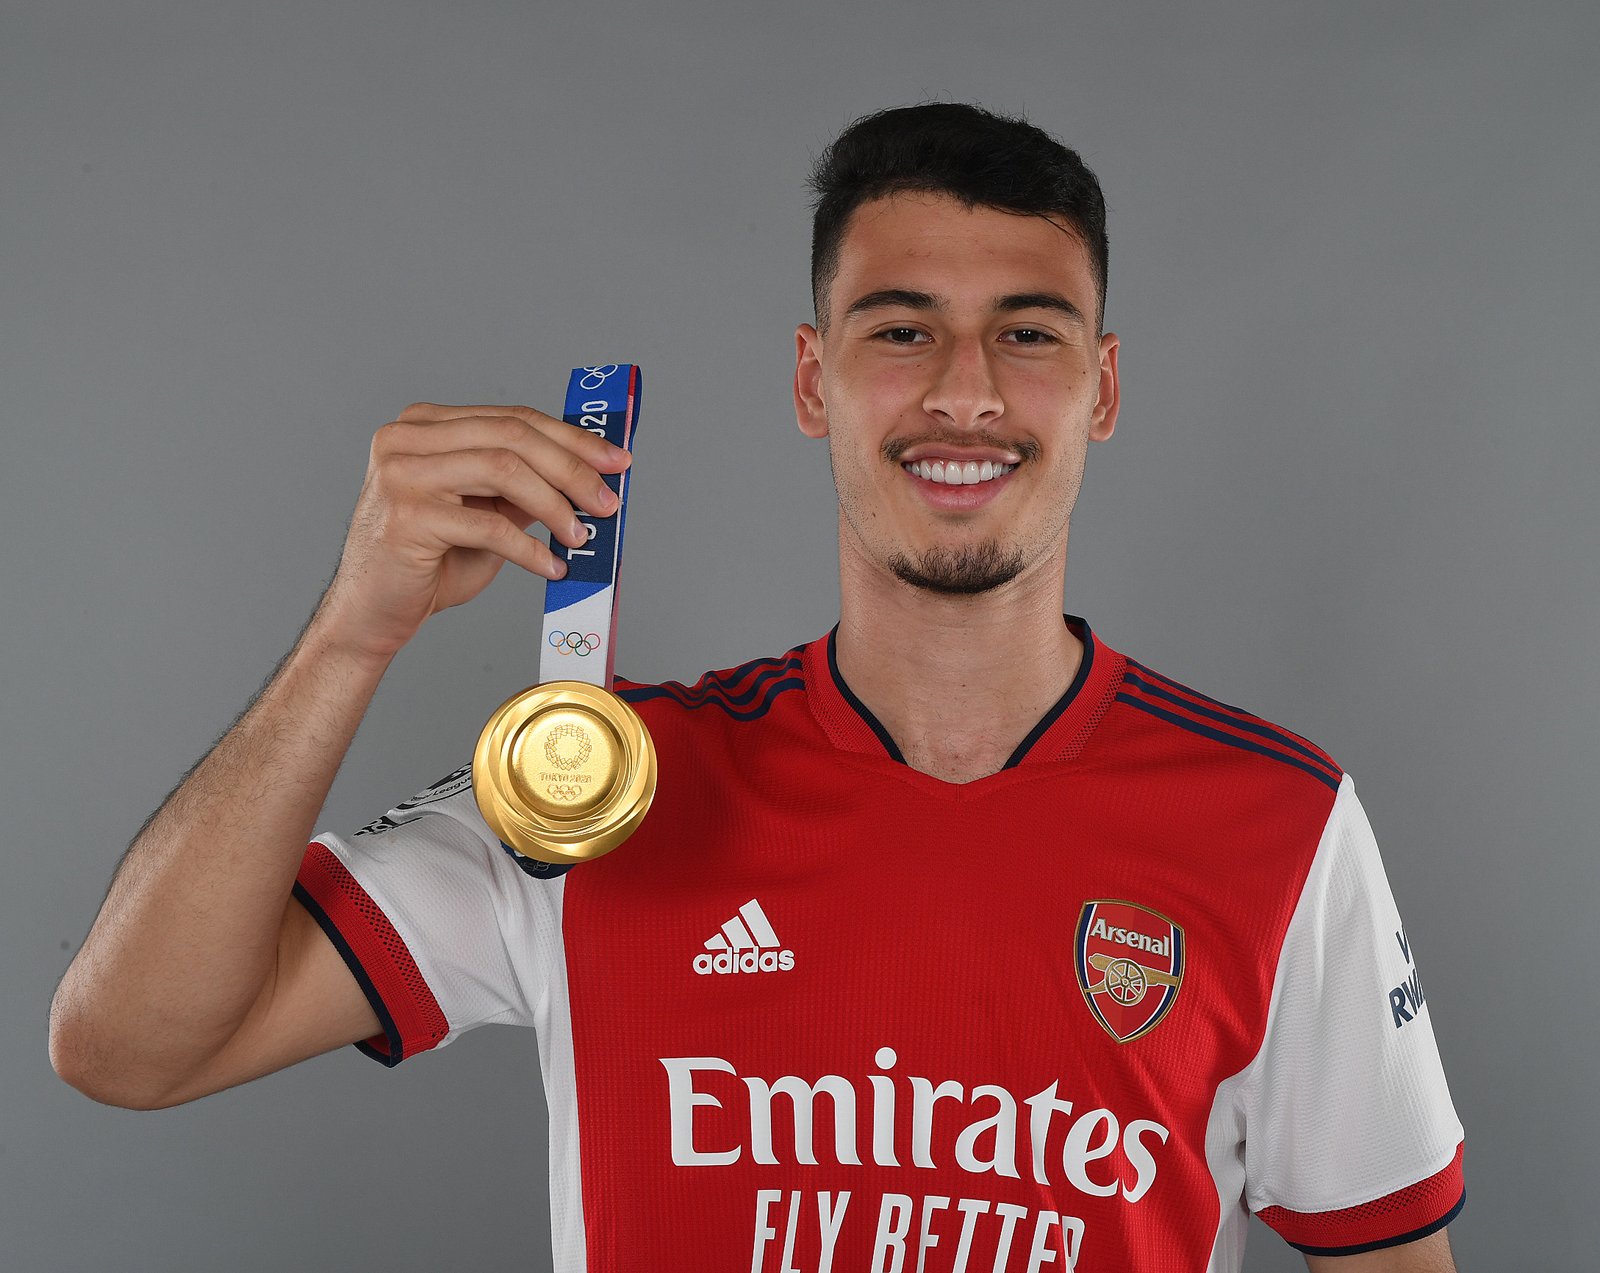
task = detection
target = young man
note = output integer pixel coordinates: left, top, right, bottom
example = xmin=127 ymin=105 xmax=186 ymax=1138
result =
xmin=52 ymin=105 xmax=1464 ymax=1271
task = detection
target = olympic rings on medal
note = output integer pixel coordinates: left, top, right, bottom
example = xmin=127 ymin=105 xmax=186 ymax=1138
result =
xmin=549 ymin=630 xmax=603 ymax=656
xmin=579 ymin=365 xmax=620 ymax=391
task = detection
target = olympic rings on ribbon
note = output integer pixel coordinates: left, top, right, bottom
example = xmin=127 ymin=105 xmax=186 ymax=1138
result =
xmin=579 ymin=365 xmax=620 ymax=391
xmin=549 ymin=631 xmax=603 ymax=656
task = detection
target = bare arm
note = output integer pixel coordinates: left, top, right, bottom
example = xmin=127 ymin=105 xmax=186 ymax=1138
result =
xmin=49 ymin=619 xmax=393 ymax=1109
xmin=49 ymin=401 xmax=629 ymax=1109
xmin=1306 ymin=1229 xmax=1456 ymax=1273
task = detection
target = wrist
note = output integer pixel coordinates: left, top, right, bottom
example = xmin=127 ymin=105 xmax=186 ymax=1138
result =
xmin=294 ymin=614 xmax=400 ymax=682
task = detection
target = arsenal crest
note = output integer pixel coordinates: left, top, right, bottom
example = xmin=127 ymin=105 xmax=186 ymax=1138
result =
xmin=1074 ymin=900 xmax=1185 ymax=1043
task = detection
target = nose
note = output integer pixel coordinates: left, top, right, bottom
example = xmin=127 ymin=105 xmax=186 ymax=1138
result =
xmin=921 ymin=337 xmax=1003 ymax=431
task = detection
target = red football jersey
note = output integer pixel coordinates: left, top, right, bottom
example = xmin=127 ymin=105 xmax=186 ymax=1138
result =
xmin=296 ymin=616 xmax=1464 ymax=1271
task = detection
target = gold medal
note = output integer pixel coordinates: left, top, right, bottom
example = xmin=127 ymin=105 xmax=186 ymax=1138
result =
xmin=474 ymin=680 xmax=656 ymax=865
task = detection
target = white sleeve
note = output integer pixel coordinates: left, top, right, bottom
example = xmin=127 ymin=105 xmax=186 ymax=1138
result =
xmin=294 ymin=764 xmax=564 ymax=1066
xmin=1239 ymin=774 xmax=1465 ymax=1255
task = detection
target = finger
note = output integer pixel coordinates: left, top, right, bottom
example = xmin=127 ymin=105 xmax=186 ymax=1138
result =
xmin=388 ymin=447 xmax=594 ymax=549
xmin=395 ymin=404 xmax=633 ymax=471
xmin=381 ymin=421 xmax=624 ymax=522
xmin=464 ymin=494 xmax=549 ymax=540
xmin=399 ymin=401 xmax=548 ymax=424
xmin=486 ymin=494 xmax=538 ymax=533
xmin=434 ymin=501 xmax=569 ymax=580
xmin=382 ymin=412 xmax=630 ymax=489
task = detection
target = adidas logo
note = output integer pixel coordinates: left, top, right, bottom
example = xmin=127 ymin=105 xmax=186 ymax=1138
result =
xmin=692 ymin=899 xmax=796 ymax=976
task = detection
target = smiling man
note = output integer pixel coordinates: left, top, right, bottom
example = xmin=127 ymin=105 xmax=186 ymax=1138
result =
xmin=53 ymin=104 xmax=1465 ymax=1272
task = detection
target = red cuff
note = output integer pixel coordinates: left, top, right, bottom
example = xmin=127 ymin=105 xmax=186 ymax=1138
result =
xmin=294 ymin=841 xmax=449 ymax=1066
xmin=1258 ymin=1141 xmax=1465 ymax=1256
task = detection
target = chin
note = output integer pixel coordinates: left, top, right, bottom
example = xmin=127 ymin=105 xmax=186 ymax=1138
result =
xmin=887 ymin=542 xmax=1026 ymax=595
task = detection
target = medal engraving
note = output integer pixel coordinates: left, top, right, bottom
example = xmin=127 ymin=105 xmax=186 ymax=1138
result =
xmin=507 ymin=708 xmax=620 ymax=818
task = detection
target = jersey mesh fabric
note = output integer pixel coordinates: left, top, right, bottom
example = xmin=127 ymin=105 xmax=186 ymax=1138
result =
xmin=295 ymin=842 xmax=448 ymax=1061
xmin=297 ymin=615 xmax=1464 ymax=1272
xmin=1258 ymin=1143 xmax=1465 ymax=1254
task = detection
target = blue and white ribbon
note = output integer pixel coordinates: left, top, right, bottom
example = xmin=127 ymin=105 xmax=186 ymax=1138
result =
xmin=538 ymin=364 xmax=641 ymax=689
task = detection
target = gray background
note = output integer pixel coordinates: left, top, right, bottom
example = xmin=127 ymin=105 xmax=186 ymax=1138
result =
xmin=4 ymin=2 xmax=1595 ymax=1269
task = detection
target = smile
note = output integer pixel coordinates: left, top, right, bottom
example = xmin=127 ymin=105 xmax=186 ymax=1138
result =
xmin=901 ymin=459 xmax=1017 ymax=486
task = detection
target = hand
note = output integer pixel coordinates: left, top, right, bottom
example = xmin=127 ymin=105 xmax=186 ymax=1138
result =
xmin=313 ymin=401 xmax=630 ymax=663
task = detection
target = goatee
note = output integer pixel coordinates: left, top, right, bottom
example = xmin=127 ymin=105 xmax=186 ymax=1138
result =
xmin=887 ymin=540 xmax=1026 ymax=595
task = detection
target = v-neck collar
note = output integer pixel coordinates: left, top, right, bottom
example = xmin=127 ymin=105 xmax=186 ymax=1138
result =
xmin=802 ymin=614 xmax=1124 ymax=778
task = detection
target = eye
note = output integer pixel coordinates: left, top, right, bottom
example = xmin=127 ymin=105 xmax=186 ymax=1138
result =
xmin=876 ymin=326 xmax=929 ymax=345
xmin=1002 ymin=327 xmax=1059 ymax=346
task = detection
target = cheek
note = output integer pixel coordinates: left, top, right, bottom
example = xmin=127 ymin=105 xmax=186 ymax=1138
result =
xmin=823 ymin=379 xmax=907 ymax=459
xmin=836 ymin=351 xmax=924 ymax=405
xmin=1016 ymin=363 xmax=1090 ymax=408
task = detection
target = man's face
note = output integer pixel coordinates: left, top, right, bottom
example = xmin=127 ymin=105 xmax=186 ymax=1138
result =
xmin=794 ymin=192 xmax=1120 ymax=596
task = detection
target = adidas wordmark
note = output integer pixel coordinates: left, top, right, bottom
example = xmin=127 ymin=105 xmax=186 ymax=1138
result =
xmin=692 ymin=899 xmax=795 ymax=975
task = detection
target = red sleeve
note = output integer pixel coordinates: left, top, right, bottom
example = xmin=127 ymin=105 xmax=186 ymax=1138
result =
xmin=1258 ymin=1141 xmax=1465 ymax=1256
xmin=293 ymin=840 xmax=449 ymax=1066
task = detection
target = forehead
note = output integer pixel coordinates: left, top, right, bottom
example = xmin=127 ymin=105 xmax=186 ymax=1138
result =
xmin=832 ymin=192 xmax=1094 ymax=310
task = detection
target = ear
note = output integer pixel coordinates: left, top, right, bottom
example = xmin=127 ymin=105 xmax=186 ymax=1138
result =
xmin=793 ymin=323 xmax=829 ymax=439
xmin=1089 ymin=332 xmax=1121 ymax=442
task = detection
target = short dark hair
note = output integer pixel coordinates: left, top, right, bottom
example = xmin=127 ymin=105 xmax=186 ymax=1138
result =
xmin=808 ymin=103 xmax=1109 ymax=336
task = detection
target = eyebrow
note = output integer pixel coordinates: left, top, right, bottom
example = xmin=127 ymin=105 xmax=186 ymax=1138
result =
xmin=842 ymin=288 xmax=1087 ymax=326
xmin=995 ymin=291 xmax=1088 ymax=326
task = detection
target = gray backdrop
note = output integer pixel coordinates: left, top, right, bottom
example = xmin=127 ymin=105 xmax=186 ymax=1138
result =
xmin=5 ymin=2 xmax=1595 ymax=1269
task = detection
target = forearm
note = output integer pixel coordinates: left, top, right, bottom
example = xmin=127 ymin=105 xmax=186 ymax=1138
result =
xmin=49 ymin=608 xmax=392 ymax=1107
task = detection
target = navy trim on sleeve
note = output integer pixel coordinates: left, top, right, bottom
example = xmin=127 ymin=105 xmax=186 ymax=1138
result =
xmin=1285 ymin=1188 xmax=1464 ymax=1257
xmin=292 ymin=882 xmax=406 ymax=1068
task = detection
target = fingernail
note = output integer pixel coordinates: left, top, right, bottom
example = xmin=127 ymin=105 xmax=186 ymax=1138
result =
xmin=608 ymin=443 xmax=630 ymax=461
xmin=599 ymin=487 xmax=619 ymax=512
xmin=550 ymin=557 xmax=567 ymax=579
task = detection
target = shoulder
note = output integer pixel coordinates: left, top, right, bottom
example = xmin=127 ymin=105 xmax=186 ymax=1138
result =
xmin=1098 ymin=645 xmax=1347 ymax=802
xmin=1074 ymin=632 xmax=1356 ymax=926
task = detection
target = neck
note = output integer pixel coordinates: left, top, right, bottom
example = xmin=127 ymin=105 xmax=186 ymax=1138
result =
xmin=833 ymin=540 xmax=1082 ymax=784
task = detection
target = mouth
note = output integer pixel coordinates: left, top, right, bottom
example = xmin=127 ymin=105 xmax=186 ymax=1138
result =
xmin=900 ymin=458 xmax=1017 ymax=486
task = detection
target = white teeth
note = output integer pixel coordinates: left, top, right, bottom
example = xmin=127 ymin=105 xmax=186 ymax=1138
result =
xmin=904 ymin=459 xmax=1016 ymax=485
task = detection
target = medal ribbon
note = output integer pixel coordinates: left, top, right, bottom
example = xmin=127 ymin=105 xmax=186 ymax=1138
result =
xmin=539 ymin=364 xmax=641 ymax=690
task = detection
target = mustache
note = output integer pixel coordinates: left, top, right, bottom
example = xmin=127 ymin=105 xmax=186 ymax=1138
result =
xmin=882 ymin=432 xmax=1042 ymax=464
